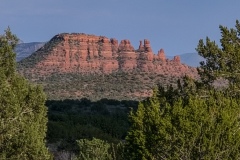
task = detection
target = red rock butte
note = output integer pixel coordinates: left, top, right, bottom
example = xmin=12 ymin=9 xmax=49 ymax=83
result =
xmin=18 ymin=33 xmax=197 ymax=77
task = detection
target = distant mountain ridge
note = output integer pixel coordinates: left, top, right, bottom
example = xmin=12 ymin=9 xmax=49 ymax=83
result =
xmin=15 ymin=42 xmax=45 ymax=61
xmin=167 ymin=53 xmax=205 ymax=67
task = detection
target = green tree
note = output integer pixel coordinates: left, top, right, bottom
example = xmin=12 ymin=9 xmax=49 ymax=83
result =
xmin=196 ymin=20 xmax=240 ymax=91
xmin=125 ymin=89 xmax=163 ymax=160
xmin=125 ymin=20 xmax=240 ymax=160
xmin=0 ymin=28 xmax=52 ymax=159
xmin=76 ymin=138 xmax=112 ymax=160
xmin=125 ymin=88 xmax=240 ymax=159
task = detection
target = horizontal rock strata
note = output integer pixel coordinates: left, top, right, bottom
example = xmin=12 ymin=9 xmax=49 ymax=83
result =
xmin=18 ymin=33 xmax=197 ymax=77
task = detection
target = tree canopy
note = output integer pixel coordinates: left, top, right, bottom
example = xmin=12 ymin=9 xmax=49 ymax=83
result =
xmin=0 ymin=28 xmax=52 ymax=159
xmin=196 ymin=20 xmax=240 ymax=92
xmin=125 ymin=86 xmax=240 ymax=159
xmin=76 ymin=138 xmax=112 ymax=160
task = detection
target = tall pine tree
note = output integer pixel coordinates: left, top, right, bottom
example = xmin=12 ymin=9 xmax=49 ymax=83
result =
xmin=0 ymin=28 xmax=52 ymax=159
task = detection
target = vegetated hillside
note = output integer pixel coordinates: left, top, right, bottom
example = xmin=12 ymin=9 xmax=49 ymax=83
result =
xmin=17 ymin=33 xmax=198 ymax=101
xmin=15 ymin=42 xmax=45 ymax=61
xmin=39 ymin=72 xmax=181 ymax=101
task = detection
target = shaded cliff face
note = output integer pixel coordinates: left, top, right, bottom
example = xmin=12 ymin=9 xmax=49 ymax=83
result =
xmin=18 ymin=33 xmax=197 ymax=77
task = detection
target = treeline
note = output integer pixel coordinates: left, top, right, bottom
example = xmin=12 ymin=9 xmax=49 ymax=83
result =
xmin=46 ymin=98 xmax=138 ymax=153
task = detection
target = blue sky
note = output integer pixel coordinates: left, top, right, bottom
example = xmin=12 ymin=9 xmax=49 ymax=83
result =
xmin=1 ymin=0 xmax=240 ymax=56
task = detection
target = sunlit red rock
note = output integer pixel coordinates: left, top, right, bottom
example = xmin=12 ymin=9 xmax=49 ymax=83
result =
xmin=18 ymin=33 xmax=197 ymax=78
xmin=157 ymin=49 xmax=166 ymax=61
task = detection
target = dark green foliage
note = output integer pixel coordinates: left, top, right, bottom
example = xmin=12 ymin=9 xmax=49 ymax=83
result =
xmin=0 ymin=28 xmax=51 ymax=159
xmin=196 ymin=20 xmax=240 ymax=91
xmin=46 ymin=99 xmax=137 ymax=153
xmin=75 ymin=138 xmax=125 ymax=160
xmin=76 ymin=138 xmax=112 ymax=160
xmin=125 ymin=89 xmax=162 ymax=160
xmin=0 ymin=27 xmax=18 ymax=77
xmin=125 ymin=87 xmax=240 ymax=159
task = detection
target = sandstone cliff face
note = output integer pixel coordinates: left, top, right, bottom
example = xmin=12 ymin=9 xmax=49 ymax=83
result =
xmin=18 ymin=33 xmax=197 ymax=77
